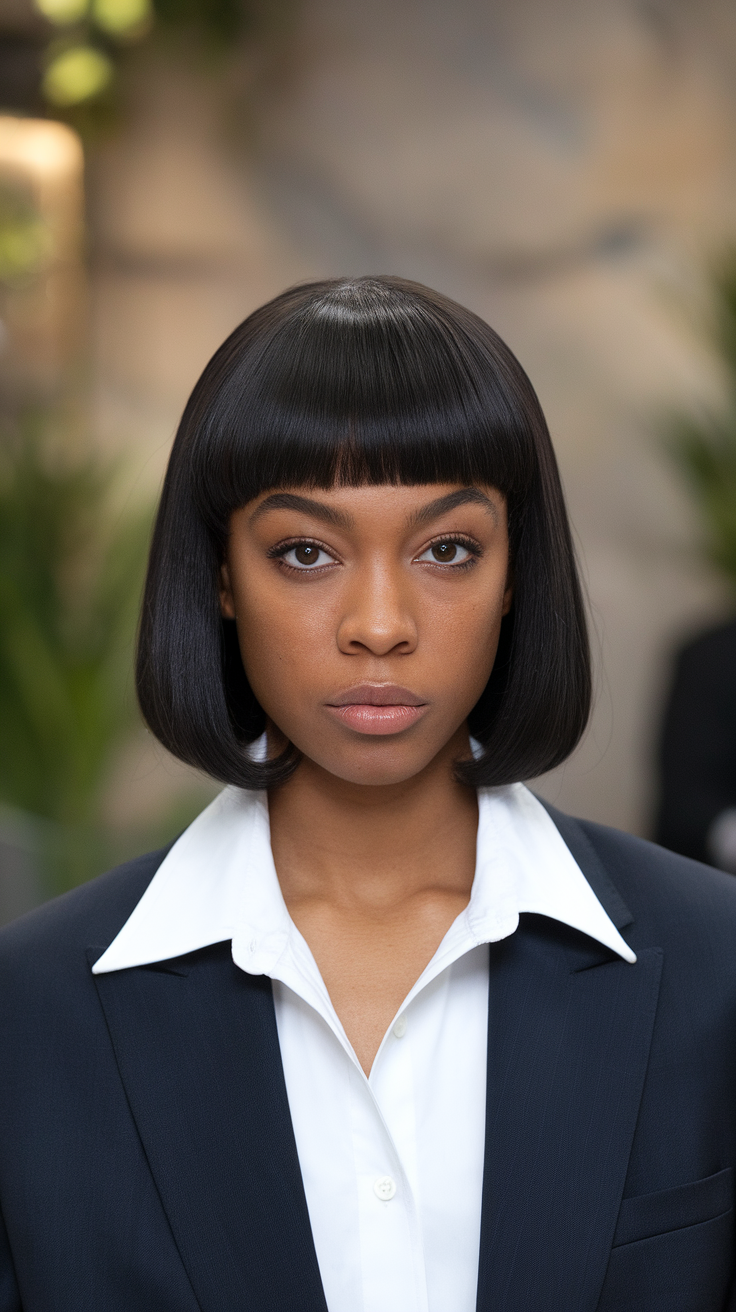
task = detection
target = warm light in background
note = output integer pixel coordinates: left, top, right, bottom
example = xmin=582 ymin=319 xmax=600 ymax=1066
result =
xmin=0 ymin=117 xmax=85 ymax=394
xmin=0 ymin=116 xmax=84 ymax=265
xmin=0 ymin=116 xmax=84 ymax=183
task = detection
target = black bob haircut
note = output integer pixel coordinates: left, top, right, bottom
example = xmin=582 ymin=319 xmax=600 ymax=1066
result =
xmin=137 ymin=275 xmax=591 ymax=790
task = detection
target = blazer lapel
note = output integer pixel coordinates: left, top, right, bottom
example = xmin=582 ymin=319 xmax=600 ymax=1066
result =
xmin=91 ymin=942 xmax=328 ymax=1312
xmin=476 ymin=918 xmax=662 ymax=1312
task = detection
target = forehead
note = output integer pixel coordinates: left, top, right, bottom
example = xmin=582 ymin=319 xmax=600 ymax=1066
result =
xmin=245 ymin=483 xmax=504 ymax=531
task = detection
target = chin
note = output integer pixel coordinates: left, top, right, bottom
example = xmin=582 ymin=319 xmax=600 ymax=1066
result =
xmin=306 ymin=735 xmax=448 ymax=788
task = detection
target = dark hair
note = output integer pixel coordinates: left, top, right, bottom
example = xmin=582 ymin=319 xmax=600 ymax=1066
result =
xmin=137 ymin=275 xmax=590 ymax=790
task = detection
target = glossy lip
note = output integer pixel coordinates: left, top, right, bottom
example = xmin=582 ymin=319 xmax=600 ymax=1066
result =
xmin=325 ymin=684 xmax=429 ymax=736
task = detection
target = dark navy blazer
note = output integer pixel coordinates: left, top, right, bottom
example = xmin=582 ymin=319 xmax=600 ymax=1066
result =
xmin=1 ymin=806 xmax=736 ymax=1311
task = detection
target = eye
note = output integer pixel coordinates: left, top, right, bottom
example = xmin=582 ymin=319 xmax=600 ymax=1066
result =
xmin=415 ymin=539 xmax=475 ymax=566
xmin=279 ymin=542 xmax=336 ymax=569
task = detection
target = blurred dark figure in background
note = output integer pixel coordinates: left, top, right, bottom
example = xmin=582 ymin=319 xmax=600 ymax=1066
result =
xmin=656 ymin=618 xmax=736 ymax=871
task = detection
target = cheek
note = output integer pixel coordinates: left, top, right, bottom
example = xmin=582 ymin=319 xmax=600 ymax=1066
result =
xmin=429 ymin=570 xmax=506 ymax=637
xmin=233 ymin=585 xmax=332 ymax=698
xmin=434 ymin=599 xmax=504 ymax=692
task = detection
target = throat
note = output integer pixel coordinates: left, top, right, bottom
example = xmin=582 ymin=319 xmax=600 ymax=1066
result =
xmin=288 ymin=889 xmax=473 ymax=1076
xmin=267 ymin=737 xmax=479 ymax=1074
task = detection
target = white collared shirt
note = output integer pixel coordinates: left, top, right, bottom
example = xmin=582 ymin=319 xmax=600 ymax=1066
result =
xmin=94 ymin=780 xmax=634 ymax=1312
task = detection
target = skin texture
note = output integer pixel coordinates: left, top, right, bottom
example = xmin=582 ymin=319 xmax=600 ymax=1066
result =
xmin=221 ymin=482 xmax=512 ymax=1073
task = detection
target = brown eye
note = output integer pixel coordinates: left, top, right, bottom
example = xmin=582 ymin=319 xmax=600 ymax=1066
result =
xmin=280 ymin=542 xmax=335 ymax=569
xmin=416 ymin=539 xmax=474 ymax=566
xmin=431 ymin=541 xmax=457 ymax=562
xmin=294 ymin=544 xmax=320 ymax=565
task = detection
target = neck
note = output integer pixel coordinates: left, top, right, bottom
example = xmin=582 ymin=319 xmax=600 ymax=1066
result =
xmin=267 ymin=728 xmax=479 ymax=910
xmin=267 ymin=727 xmax=479 ymax=1073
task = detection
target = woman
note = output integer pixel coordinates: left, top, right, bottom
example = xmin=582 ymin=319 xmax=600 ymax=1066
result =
xmin=1 ymin=276 xmax=735 ymax=1312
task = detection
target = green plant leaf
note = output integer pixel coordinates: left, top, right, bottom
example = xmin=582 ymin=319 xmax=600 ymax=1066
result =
xmin=0 ymin=415 xmax=153 ymax=832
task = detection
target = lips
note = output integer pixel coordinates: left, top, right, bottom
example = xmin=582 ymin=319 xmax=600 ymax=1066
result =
xmin=325 ymin=684 xmax=429 ymax=735
xmin=328 ymin=684 xmax=426 ymax=708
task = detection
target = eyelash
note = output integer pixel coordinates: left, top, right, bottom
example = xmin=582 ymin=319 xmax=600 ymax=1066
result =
xmin=267 ymin=538 xmax=339 ymax=573
xmin=268 ymin=534 xmax=483 ymax=574
xmin=418 ymin=534 xmax=482 ymax=570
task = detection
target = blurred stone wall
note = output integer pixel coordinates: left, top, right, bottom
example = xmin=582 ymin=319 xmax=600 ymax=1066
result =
xmin=89 ymin=0 xmax=736 ymax=835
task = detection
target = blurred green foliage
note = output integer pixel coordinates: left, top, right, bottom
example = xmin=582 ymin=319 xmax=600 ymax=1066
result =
xmin=668 ymin=256 xmax=736 ymax=588
xmin=32 ymin=0 xmax=295 ymax=123
xmin=0 ymin=413 xmax=154 ymax=891
xmin=152 ymin=0 xmax=250 ymax=46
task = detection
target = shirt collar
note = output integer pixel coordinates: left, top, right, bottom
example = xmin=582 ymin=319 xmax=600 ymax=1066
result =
xmin=93 ymin=779 xmax=635 ymax=976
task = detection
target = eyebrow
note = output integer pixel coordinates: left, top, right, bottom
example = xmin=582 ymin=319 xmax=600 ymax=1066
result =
xmin=249 ymin=492 xmax=354 ymax=530
xmin=249 ymin=485 xmax=499 ymax=532
xmin=407 ymin=487 xmax=499 ymax=527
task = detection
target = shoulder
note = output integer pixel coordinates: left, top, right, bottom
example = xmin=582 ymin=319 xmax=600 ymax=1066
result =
xmin=557 ymin=807 xmax=736 ymax=956
xmin=0 ymin=845 xmax=171 ymax=981
xmin=0 ymin=848 xmax=174 ymax=1101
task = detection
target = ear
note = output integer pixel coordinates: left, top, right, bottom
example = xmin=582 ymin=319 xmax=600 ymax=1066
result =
xmin=219 ymin=559 xmax=236 ymax=619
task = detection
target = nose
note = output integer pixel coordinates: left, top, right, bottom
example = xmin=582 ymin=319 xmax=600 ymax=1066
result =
xmin=336 ymin=561 xmax=417 ymax=657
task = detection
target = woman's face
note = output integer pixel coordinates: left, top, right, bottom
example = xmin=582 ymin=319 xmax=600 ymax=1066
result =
xmin=221 ymin=483 xmax=512 ymax=787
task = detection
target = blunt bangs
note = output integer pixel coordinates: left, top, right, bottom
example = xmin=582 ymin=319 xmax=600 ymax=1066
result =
xmin=187 ymin=278 xmax=537 ymax=544
xmin=137 ymin=276 xmax=591 ymax=791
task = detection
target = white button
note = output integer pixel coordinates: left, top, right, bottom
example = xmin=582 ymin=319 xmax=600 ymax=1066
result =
xmin=249 ymin=939 xmax=258 ymax=953
xmin=373 ymin=1175 xmax=397 ymax=1201
xmin=393 ymin=1016 xmax=407 ymax=1039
